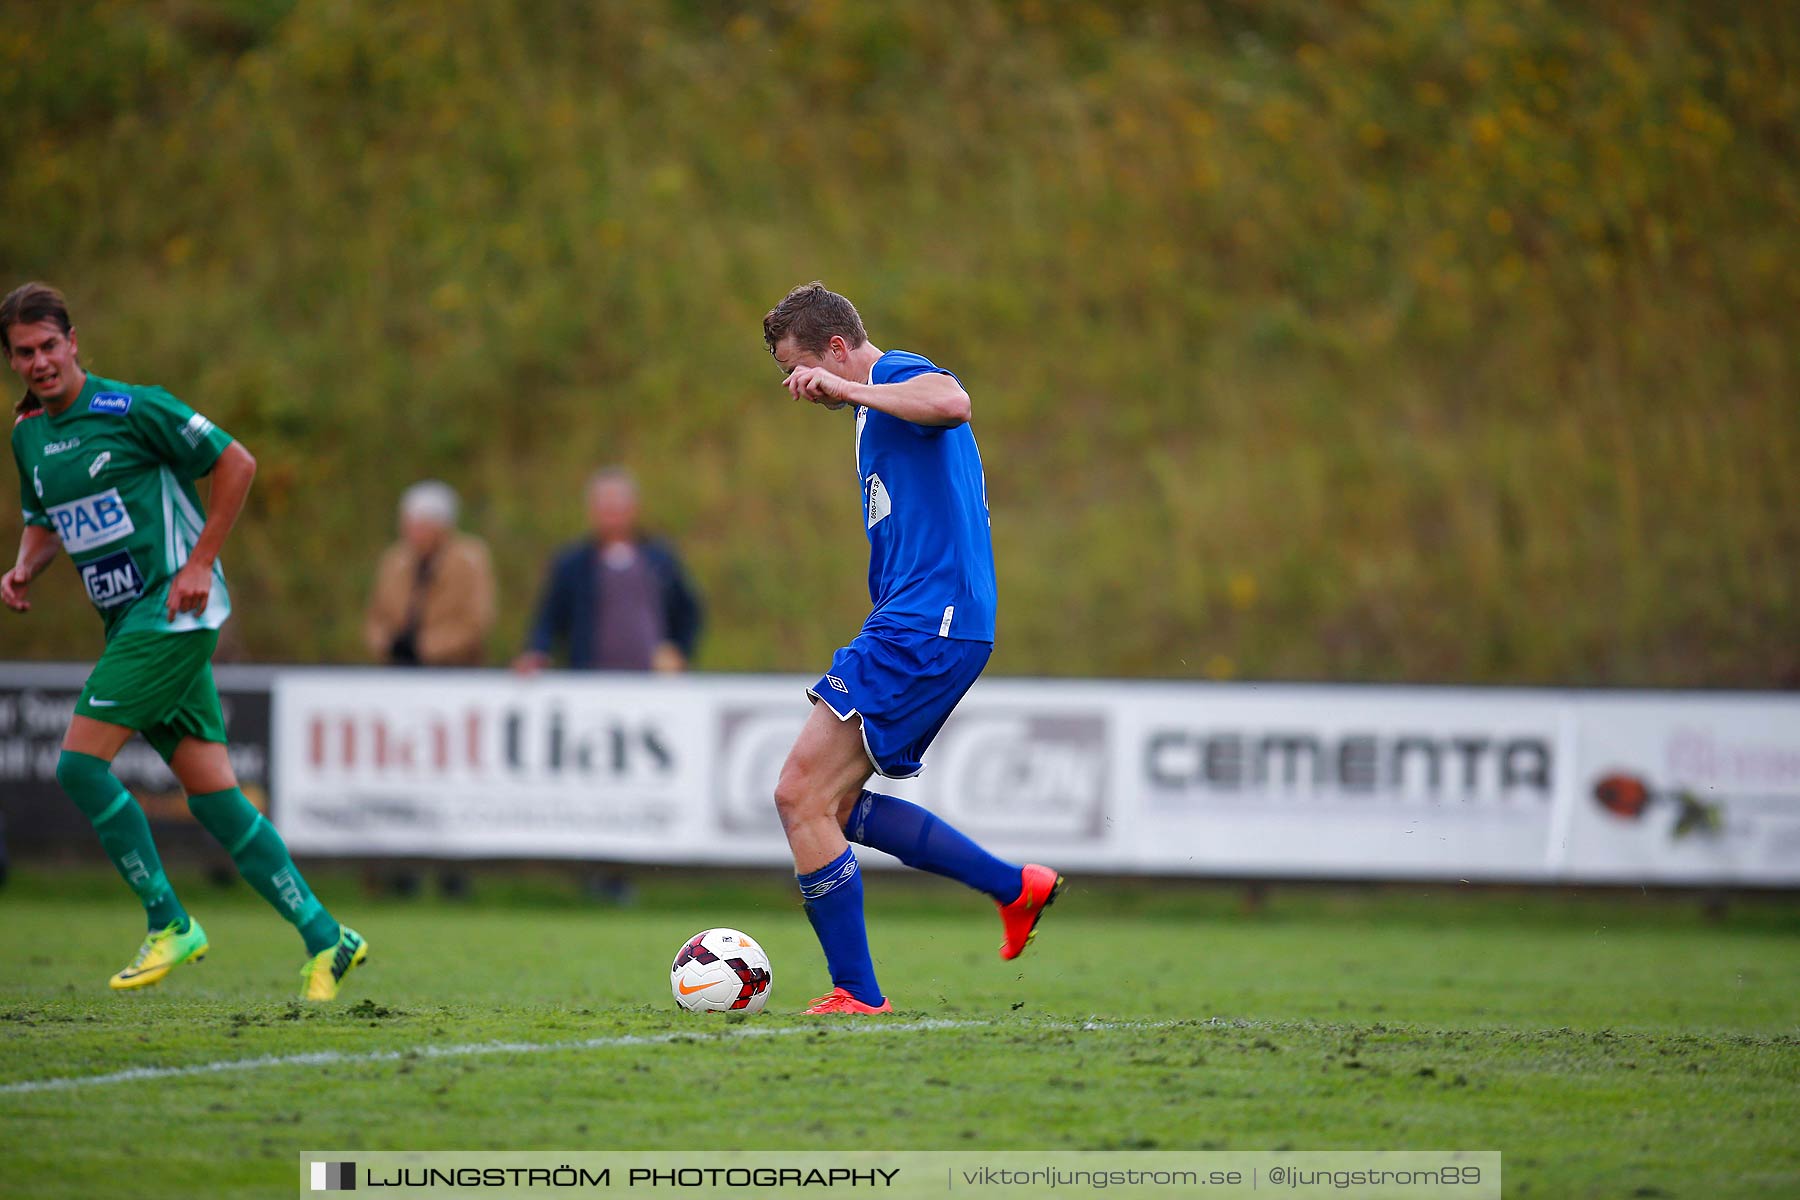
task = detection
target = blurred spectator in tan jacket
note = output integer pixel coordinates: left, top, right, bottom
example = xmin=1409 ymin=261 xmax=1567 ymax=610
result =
xmin=363 ymin=481 xmax=496 ymax=666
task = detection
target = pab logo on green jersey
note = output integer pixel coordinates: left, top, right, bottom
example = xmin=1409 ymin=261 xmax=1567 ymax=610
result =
xmin=47 ymin=488 xmax=135 ymax=553
xmin=79 ymin=549 xmax=145 ymax=608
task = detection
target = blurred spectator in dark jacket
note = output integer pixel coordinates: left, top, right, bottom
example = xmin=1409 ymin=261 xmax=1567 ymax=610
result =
xmin=363 ymin=481 xmax=497 ymax=666
xmin=513 ymin=468 xmax=702 ymax=674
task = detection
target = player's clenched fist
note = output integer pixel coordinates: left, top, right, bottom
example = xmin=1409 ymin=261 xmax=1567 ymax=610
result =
xmin=784 ymin=364 xmax=854 ymax=410
xmin=1 ymin=565 xmax=31 ymax=612
xmin=165 ymin=559 xmax=214 ymax=618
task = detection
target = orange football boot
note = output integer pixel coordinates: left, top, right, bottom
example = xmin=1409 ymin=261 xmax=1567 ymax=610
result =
xmin=998 ymin=863 xmax=1065 ymax=960
xmin=804 ymin=987 xmax=894 ymax=1014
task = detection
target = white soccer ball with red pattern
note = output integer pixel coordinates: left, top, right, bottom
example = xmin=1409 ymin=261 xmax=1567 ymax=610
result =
xmin=670 ymin=927 xmax=772 ymax=1013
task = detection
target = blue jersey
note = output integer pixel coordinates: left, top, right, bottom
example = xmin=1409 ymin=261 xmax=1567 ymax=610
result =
xmin=854 ymin=350 xmax=996 ymax=642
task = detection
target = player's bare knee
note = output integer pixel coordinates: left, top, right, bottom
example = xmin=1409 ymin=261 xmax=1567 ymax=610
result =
xmin=774 ymin=764 xmax=857 ymax=836
xmin=771 ymin=767 xmax=817 ymax=830
xmin=168 ymin=739 xmax=238 ymax=796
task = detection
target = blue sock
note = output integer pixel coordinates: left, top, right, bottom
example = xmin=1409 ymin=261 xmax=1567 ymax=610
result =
xmin=797 ymin=846 xmax=883 ymax=1006
xmin=847 ymin=790 xmax=1024 ymax=904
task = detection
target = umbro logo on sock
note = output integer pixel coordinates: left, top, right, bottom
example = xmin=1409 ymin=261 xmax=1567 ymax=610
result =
xmin=798 ymin=856 xmax=859 ymax=900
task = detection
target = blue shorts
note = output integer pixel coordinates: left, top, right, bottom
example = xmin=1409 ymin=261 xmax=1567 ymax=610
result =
xmin=808 ymin=626 xmax=993 ymax=779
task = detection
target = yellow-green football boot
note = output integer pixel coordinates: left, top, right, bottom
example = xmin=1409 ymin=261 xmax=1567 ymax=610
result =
xmin=109 ymin=919 xmax=209 ymax=990
xmin=300 ymin=926 xmax=368 ymax=1001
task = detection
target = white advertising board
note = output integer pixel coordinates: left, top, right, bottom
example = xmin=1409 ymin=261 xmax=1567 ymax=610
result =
xmin=1114 ymin=683 xmax=1570 ymax=879
xmin=1559 ymin=694 xmax=1800 ymax=885
xmin=271 ymin=670 xmax=1799 ymax=885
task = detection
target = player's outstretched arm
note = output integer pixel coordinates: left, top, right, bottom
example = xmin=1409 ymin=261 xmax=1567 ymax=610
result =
xmin=167 ymin=441 xmax=256 ymax=618
xmin=2 ymin=524 xmax=62 ymax=613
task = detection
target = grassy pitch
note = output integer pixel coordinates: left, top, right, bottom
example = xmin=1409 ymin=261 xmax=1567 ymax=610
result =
xmin=1 ymin=871 xmax=1795 ymax=1198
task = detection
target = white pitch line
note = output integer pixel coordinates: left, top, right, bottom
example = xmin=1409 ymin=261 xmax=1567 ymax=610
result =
xmin=0 ymin=1017 xmax=1187 ymax=1097
xmin=0 ymin=1019 xmax=968 ymax=1096
xmin=3 ymin=1014 xmax=1209 ymax=1101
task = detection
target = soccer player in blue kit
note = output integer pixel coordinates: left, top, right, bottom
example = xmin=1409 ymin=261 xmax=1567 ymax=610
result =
xmin=762 ymin=282 xmax=1063 ymax=1014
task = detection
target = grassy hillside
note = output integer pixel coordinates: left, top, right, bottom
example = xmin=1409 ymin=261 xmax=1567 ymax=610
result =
xmin=2 ymin=0 xmax=1796 ymax=684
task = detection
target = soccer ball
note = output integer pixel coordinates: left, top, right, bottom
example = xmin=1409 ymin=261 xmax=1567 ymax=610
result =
xmin=670 ymin=927 xmax=772 ymax=1013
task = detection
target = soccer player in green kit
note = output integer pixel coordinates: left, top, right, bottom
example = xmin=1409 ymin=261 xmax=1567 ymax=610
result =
xmin=2 ymin=282 xmax=367 ymax=1000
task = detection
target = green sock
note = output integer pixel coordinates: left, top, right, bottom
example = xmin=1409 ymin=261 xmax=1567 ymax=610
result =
xmin=55 ymin=751 xmax=188 ymax=932
xmin=188 ymin=787 xmax=340 ymax=955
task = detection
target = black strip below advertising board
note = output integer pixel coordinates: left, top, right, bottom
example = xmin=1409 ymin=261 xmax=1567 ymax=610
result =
xmin=0 ymin=664 xmax=273 ymax=859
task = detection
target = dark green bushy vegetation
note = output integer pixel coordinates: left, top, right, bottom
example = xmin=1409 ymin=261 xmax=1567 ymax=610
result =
xmin=3 ymin=0 xmax=1795 ymax=683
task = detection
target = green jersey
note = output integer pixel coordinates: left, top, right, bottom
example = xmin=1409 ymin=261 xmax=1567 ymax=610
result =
xmin=12 ymin=372 xmax=236 ymax=640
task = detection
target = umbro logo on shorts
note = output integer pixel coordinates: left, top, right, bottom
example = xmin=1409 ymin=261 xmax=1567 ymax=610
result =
xmin=827 ymin=675 xmax=849 ymax=693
